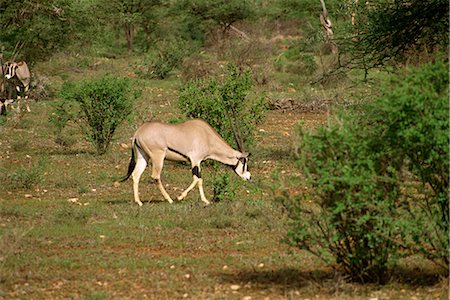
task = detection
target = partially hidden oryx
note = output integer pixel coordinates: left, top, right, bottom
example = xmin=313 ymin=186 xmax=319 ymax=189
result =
xmin=4 ymin=61 xmax=31 ymax=112
xmin=121 ymin=119 xmax=251 ymax=206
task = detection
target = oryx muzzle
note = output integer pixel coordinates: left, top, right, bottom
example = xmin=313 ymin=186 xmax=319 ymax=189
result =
xmin=121 ymin=119 xmax=251 ymax=206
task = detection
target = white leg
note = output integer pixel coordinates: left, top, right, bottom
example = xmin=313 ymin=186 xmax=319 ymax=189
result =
xmin=197 ymin=179 xmax=210 ymax=205
xmin=155 ymin=179 xmax=173 ymax=204
xmin=177 ymin=176 xmax=200 ymax=200
xmin=25 ymin=95 xmax=30 ymax=112
xmin=131 ymin=155 xmax=147 ymax=206
xmin=178 ymin=165 xmax=210 ymax=205
xmin=150 ymin=151 xmax=173 ymax=204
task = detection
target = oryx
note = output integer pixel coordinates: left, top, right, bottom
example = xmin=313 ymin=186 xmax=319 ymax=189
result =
xmin=121 ymin=119 xmax=251 ymax=206
xmin=4 ymin=61 xmax=31 ymax=112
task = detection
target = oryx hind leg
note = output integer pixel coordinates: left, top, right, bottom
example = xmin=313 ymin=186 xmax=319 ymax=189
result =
xmin=131 ymin=149 xmax=147 ymax=206
xmin=150 ymin=150 xmax=174 ymax=204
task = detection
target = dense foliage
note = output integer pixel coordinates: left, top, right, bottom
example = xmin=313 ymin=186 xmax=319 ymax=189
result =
xmin=283 ymin=60 xmax=449 ymax=283
xmin=363 ymin=60 xmax=449 ymax=268
xmin=0 ymin=0 xmax=90 ymax=61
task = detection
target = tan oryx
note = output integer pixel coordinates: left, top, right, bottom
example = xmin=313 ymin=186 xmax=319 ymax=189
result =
xmin=4 ymin=61 xmax=31 ymax=112
xmin=121 ymin=119 xmax=251 ymax=206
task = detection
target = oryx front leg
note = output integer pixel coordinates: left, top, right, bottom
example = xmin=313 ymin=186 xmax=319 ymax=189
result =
xmin=151 ymin=150 xmax=174 ymax=204
xmin=178 ymin=165 xmax=210 ymax=205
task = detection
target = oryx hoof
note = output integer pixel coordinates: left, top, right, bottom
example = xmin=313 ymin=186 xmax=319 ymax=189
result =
xmin=167 ymin=198 xmax=174 ymax=204
xmin=177 ymin=193 xmax=187 ymax=201
xmin=135 ymin=200 xmax=143 ymax=206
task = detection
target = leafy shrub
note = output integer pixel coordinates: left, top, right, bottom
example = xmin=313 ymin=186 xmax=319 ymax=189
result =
xmin=285 ymin=119 xmax=402 ymax=283
xmin=362 ymin=60 xmax=449 ymax=269
xmin=283 ymin=60 xmax=449 ymax=283
xmin=208 ymin=162 xmax=237 ymax=202
xmin=178 ymin=64 xmax=267 ymax=150
xmin=56 ymin=76 xmax=136 ymax=155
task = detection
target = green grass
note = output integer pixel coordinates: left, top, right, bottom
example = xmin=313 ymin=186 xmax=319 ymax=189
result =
xmin=0 ymin=56 xmax=447 ymax=299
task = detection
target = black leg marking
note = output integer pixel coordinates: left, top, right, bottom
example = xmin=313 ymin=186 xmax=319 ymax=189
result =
xmin=192 ymin=166 xmax=201 ymax=178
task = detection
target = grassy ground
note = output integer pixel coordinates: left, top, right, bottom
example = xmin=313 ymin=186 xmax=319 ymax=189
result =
xmin=0 ymin=58 xmax=447 ymax=299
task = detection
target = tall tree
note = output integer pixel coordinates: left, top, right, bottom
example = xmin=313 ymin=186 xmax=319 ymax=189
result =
xmin=181 ymin=0 xmax=252 ymax=37
xmin=96 ymin=0 xmax=161 ymax=55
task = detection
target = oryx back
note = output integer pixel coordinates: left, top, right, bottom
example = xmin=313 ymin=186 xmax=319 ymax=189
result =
xmin=134 ymin=119 xmax=235 ymax=163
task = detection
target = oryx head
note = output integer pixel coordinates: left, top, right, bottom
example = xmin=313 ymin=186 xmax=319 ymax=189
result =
xmin=234 ymin=152 xmax=251 ymax=181
xmin=4 ymin=63 xmax=16 ymax=80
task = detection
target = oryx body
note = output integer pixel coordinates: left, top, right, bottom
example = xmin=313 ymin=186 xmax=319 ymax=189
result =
xmin=5 ymin=61 xmax=31 ymax=112
xmin=121 ymin=119 xmax=251 ymax=206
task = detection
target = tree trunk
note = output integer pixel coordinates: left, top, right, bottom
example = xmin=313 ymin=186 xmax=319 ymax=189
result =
xmin=125 ymin=23 xmax=134 ymax=55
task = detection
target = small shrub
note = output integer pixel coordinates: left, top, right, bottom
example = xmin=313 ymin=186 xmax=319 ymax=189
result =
xmin=209 ymin=162 xmax=237 ymax=203
xmin=57 ymin=75 xmax=136 ymax=155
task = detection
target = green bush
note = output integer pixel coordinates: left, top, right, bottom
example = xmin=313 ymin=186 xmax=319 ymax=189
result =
xmin=283 ymin=60 xmax=449 ymax=283
xmin=178 ymin=64 xmax=267 ymax=150
xmin=209 ymin=162 xmax=237 ymax=203
xmin=363 ymin=60 xmax=449 ymax=269
xmin=56 ymin=76 xmax=136 ymax=155
xmin=285 ymin=119 xmax=401 ymax=283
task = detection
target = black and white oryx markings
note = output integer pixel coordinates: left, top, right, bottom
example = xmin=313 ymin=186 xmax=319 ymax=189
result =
xmin=121 ymin=119 xmax=251 ymax=206
xmin=4 ymin=61 xmax=31 ymax=112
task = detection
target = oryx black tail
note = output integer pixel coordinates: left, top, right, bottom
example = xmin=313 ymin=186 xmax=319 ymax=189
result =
xmin=120 ymin=140 xmax=136 ymax=182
